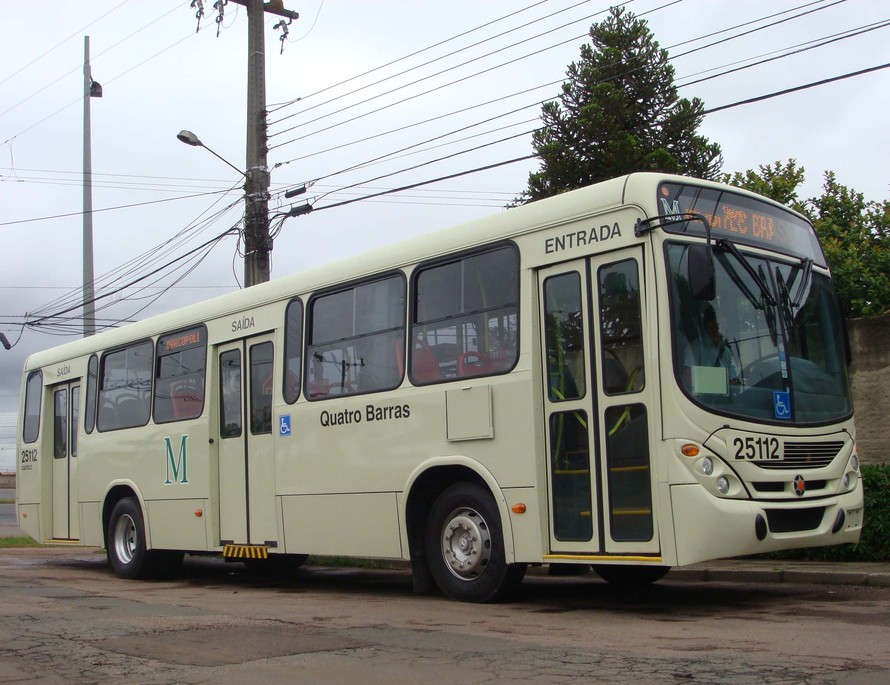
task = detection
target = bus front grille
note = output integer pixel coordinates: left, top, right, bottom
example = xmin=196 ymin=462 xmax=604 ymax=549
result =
xmin=755 ymin=441 xmax=844 ymax=470
xmin=765 ymin=507 xmax=826 ymax=533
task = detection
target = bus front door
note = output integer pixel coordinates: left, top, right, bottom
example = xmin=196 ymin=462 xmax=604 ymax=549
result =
xmin=50 ymin=381 xmax=80 ymax=540
xmin=539 ymin=249 xmax=659 ymax=557
xmin=216 ymin=334 xmax=278 ymax=548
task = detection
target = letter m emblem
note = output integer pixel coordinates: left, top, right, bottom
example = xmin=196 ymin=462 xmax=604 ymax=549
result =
xmin=660 ymin=198 xmax=683 ymax=221
xmin=164 ymin=435 xmax=189 ymax=484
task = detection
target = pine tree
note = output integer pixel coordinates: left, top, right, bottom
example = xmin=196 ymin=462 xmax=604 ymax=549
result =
xmin=521 ymin=6 xmax=722 ymax=202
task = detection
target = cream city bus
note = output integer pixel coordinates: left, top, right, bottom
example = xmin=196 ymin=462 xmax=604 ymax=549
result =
xmin=16 ymin=173 xmax=863 ymax=602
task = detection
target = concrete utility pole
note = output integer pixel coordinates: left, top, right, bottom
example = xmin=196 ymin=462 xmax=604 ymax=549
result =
xmin=231 ymin=0 xmax=299 ymax=287
xmin=82 ymin=36 xmax=102 ymax=335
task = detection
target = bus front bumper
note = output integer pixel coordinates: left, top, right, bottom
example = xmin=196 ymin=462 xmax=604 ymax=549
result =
xmin=669 ymin=481 xmax=864 ymax=567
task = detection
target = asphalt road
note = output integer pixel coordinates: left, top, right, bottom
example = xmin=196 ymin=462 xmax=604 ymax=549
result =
xmin=1 ymin=547 xmax=889 ymax=685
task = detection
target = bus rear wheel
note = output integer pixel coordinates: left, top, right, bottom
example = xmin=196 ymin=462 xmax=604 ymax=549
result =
xmin=424 ymin=483 xmax=526 ymax=603
xmin=106 ymin=497 xmax=156 ymax=579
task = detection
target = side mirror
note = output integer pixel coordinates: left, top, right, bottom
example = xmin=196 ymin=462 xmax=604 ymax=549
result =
xmin=688 ymin=244 xmax=716 ymax=301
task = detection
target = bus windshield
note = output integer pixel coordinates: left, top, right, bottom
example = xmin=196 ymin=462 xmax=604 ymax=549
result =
xmin=667 ymin=241 xmax=852 ymax=425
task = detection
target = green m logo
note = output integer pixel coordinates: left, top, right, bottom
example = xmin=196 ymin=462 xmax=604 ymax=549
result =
xmin=164 ymin=435 xmax=189 ymax=484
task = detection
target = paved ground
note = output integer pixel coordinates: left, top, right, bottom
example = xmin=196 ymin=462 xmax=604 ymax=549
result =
xmin=2 ymin=547 xmax=890 ymax=685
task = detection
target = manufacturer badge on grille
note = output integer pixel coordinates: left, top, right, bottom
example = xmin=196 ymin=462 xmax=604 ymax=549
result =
xmin=792 ymin=474 xmax=806 ymax=497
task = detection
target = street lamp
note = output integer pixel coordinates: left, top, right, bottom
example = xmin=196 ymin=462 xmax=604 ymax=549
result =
xmin=177 ymin=129 xmax=272 ymax=287
xmin=177 ymin=130 xmax=246 ymax=178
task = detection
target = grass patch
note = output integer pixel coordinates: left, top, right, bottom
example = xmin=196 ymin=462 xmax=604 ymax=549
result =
xmin=0 ymin=536 xmax=42 ymax=548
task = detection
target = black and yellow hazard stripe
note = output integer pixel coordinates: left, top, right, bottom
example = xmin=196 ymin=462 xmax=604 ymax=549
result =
xmin=223 ymin=544 xmax=268 ymax=559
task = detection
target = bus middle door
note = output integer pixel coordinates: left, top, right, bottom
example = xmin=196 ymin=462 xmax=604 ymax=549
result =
xmin=216 ymin=334 xmax=278 ymax=548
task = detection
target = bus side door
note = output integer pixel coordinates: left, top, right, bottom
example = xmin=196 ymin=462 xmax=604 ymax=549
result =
xmin=215 ymin=334 xmax=278 ymax=548
xmin=50 ymin=381 xmax=80 ymax=540
xmin=539 ymin=248 xmax=658 ymax=556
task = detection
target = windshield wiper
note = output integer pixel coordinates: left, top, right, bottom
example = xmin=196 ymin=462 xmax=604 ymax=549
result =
xmin=715 ymin=239 xmax=777 ymax=307
xmin=792 ymin=257 xmax=813 ymax=307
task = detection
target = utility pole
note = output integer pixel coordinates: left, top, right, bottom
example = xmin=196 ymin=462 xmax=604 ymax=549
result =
xmin=82 ymin=36 xmax=102 ymax=335
xmin=230 ymin=0 xmax=298 ymax=287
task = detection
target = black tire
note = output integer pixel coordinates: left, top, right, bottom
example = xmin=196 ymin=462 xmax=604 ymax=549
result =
xmin=424 ymin=483 xmax=526 ymax=603
xmin=593 ymin=564 xmax=670 ymax=586
xmin=106 ymin=497 xmax=156 ymax=580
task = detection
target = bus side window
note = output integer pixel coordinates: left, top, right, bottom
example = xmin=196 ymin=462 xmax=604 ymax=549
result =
xmin=598 ymin=260 xmax=645 ymax=395
xmin=84 ymin=355 xmax=98 ymax=434
xmin=97 ymin=341 xmax=153 ymax=432
xmin=411 ymin=245 xmax=519 ymax=385
xmin=154 ymin=326 xmax=207 ymax=424
xmin=283 ymin=298 xmax=303 ymax=404
xmin=22 ymin=370 xmax=42 ymax=443
xmin=307 ymin=275 xmax=405 ymax=399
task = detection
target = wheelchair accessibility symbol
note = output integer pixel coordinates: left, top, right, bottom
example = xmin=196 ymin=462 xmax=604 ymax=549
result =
xmin=279 ymin=415 xmax=292 ymax=436
xmin=773 ymin=391 xmax=791 ymax=420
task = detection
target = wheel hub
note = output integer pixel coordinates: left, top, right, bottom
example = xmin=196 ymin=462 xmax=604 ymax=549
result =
xmin=114 ymin=513 xmax=137 ymax=565
xmin=441 ymin=508 xmax=491 ymax=581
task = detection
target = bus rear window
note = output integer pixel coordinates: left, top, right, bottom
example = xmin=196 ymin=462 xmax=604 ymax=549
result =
xmin=22 ymin=370 xmax=42 ymax=443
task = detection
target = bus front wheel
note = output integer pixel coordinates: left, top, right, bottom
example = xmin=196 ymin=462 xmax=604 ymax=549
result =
xmin=424 ymin=483 xmax=526 ymax=603
xmin=106 ymin=497 xmax=155 ymax=579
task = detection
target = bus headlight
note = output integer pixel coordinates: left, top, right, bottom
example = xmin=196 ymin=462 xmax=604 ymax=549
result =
xmin=850 ymin=454 xmax=859 ymax=472
xmin=842 ymin=473 xmax=851 ymax=489
xmin=717 ymin=476 xmax=730 ymax=495
xmin=701 ymin=457 xmax=714 ymax=476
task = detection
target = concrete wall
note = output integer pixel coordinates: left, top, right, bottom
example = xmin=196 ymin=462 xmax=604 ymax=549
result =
xmin=848 ymin=313 xmax=890 ymax=465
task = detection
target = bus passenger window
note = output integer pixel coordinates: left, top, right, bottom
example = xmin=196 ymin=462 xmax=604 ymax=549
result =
xmin=154 ymin=326 xmax=207 ymax=423
xmin=97 ymin=341 xmax=153 ymax=432
xmin=22 ymin=370 xmax=42 ymax=443
xmin=84 ymin=355 xmax=98 ymax=434
xmin=411 ymin=245 xmax=518 ymax=384
xmin=250 ymin=342 xmax=274 ymax=434
xmin=306 ymin=275 xmax=405 ymax=399
xmin=544 ymin=272 xmax=586 ymax=401
xmin=283 ymin=299 xmax=303 ymax=404
xmin=219 ymin=349 xmax=242 ymax=438
xmin=598 ymin=260 xmax=645 ymax=395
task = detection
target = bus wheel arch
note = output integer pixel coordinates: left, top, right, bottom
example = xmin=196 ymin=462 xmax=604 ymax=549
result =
xmin=105 ymin=495 xmax=154 ymax=579
xmin=405 ymin=464 xmax=524 ymax=602
xmin=423 ymin=481 xmax=526 ymax=602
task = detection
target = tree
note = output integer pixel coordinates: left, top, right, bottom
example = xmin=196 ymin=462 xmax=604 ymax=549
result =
xmin=723 ymin=161 xmax=890 ymax=318
xmin=519 ymin=6 xmax=722 ymax=203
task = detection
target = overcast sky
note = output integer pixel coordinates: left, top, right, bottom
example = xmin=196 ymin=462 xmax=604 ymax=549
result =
xmin=1 ymin=0 xmax=888 ymax=463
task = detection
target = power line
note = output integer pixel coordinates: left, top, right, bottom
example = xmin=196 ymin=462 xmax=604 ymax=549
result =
xmin=0 ymin=0 xmax=133 ymax=87
xmin=310 ymin=155 xmax=537 ymax=213
xmin=703 ymin=61 xmax=890 ymax=114
xmin=22 ymin=225 xmax=237 ymax=330
xmin=0 ymin=1 xmax=184 ymax=123
xmin=0 ymin=188 xmax=238 ymax=228
xmin=266 ymin=0 xmax=553 ymax=113
xmin=268 ymin=0 xmax=618 ymax=127
xmin=268 ymin=0 xmax=842 ymax=170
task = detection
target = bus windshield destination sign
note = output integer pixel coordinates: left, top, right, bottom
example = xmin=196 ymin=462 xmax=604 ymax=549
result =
xmin=657 ymin=182 xmax=826 ymax=266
